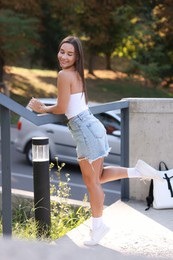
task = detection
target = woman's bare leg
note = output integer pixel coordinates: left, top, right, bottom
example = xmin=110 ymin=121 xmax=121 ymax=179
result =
xmin=79 ymin=160 xmax=129 ymax=215
xmin=79 ymin=158 xmax=127 ymax=245
xmin=100 ymin=166 xmax=128 ymax=184
xmin=79 ymin=157 xmax=104 ymax=217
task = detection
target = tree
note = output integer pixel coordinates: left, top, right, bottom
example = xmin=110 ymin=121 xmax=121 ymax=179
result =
xmin=0 ymin=9 xmax=40 ymax=94
xmin=114 ymin=0 xmax=172 ymax=86
xmin=32 ymin=0 xmax=81 ymax=69
xmin=0 ymin=0 xmax=41 ymax=95
xmin=154 ymin=0 xmax=173 ymax=42
xmin=101 ymin=4 xmax=134 ymax=70
xmin=153 ymin=0 xmax=173 ymax=85
xmin=36 ymin=0 xmax=78 ymax=69
xmin=0 ymin=0 xmax=41 ymax=14
xmin=76 ymin=0 xmax=133 ymax=74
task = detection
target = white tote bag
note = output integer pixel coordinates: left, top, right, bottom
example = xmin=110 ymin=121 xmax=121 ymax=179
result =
xmin=153 ymin=161 xmax=173 ymax=209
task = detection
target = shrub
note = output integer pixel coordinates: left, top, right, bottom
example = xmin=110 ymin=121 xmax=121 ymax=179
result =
xmin=0 ymin=158 xmax=91 ymax=241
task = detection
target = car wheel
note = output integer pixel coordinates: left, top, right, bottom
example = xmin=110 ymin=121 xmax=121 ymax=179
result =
xmin=25 ymin=142 xmax=32 ymax=165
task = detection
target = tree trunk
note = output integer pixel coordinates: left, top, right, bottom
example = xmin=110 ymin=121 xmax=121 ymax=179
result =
xmin=105 ymin=53 xmax=112 ymax=70
xmin=0 ymin=56 xmax=9 ymax=96
xmin=0 ymin=56 xmax=4 ymax=83
xmin=88 ymin=52 xmax=95 ymax=76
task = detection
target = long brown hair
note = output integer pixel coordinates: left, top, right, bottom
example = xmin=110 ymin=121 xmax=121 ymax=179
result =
xmin=58 ymin=36 xmax=88 ymax=103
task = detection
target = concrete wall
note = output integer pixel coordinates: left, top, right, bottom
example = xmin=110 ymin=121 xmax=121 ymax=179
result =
xmin=127 ymin=98 xmax=173 ymax=201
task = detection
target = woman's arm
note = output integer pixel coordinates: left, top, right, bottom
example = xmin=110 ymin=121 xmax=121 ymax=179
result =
xmin=28 ymin=70 xmax=71 ymax=114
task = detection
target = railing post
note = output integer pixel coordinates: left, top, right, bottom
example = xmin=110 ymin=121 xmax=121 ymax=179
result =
xmin=0 ymin=105 xmax=12 ymax=236
xmin=121 ymin=107 xmax=129 ymax=201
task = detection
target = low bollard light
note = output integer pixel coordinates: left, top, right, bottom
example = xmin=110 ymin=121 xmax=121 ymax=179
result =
xmin=32 ymin=137 xmax=51 ymax=238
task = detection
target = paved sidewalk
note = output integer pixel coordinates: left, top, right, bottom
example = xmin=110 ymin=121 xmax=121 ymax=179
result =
xmin=54 ymin=200 xmax=173 ymax=259
xmin=0 ymin=200 xmax=173 ymax=260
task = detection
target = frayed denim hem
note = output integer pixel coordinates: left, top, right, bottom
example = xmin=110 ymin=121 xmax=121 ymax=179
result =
xmin=77 ymin=147 xmax=111 ymax=164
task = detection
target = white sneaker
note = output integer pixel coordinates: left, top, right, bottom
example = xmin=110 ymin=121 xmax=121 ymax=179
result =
xmin=136 ymin=160 xmax=163 ymax=181
xmin=84 ymin=223 xmax=110 ymax=246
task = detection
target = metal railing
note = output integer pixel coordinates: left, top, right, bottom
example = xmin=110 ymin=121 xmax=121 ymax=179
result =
xmin=0 ymin=93 xmax=129 ymax=236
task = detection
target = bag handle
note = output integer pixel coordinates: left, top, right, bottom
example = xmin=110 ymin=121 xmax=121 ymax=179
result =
xmin=159 ymin=161 xmax=169 ymax=171
xmin=163 ymin=174 xmax=173 ymax=197
xmin=145 ymin=180 xmax=153 ymax=211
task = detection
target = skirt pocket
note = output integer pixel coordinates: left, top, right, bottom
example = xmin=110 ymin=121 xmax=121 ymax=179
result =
xmin=87 ymin=119 xmax=106 ymax=139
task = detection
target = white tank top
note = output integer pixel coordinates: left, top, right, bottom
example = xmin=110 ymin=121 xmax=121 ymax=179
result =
xmin=65 ymin=92 xmax=88 ymax=119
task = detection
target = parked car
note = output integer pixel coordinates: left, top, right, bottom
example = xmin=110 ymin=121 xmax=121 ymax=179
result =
xmin=14 ymin=99 xmax=121 ymax=166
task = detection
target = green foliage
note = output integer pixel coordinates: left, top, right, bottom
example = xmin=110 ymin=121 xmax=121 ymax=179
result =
xmin=77 ymin=1 xmax=131 ymax=66
xmin=114 ymin=3 xmax=173 ymax=87
xmin=124 ymin=36 xmax=172 ymax=86
xmin=0 ymin=158 xmax=90 ymax=241
xmin=0 ymin=9 xmax=40 ymax=62
xmin=12 ymin=201 xmax=34 ymax=224
xmin=49 ymin=158 xmax=91 ymax=240
xmin=35 ymin=1 xmax=68 ymax=69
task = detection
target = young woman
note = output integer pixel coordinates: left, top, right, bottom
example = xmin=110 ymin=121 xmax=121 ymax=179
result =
xmin=28 ymin=36 xmax=163 ymax=246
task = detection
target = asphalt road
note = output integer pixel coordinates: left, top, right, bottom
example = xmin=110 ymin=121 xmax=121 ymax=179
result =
xmin=0 ymin=142 xmax=121 ymax=206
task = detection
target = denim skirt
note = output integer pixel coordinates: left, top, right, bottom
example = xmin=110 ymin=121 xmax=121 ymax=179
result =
xmin=67 ymin=109 xmax=111 ymax=163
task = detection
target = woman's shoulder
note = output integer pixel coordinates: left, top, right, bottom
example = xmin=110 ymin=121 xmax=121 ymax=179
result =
xmin=58 ymin=70 xmax=76 ymax=80
xmin=57 ymin=70 xmax=71 ymax=85
xmin=58 ymin=69 xmax=76 ymax=76
xmin=58 ymin=69 xmax=69 ymax=77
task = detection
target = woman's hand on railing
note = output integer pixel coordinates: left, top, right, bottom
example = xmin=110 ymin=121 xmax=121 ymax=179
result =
xmin=28 ymin=97 xmax=47 ymax=113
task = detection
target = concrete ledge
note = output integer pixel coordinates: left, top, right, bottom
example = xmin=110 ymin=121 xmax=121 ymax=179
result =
xmin=126 ymin=98 xmax=173 ymax=113
xmin=0 ymin=187 xmax=91 ymax=212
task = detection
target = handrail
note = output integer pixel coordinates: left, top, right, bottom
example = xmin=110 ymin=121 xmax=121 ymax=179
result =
xmin=0 ymin=93 xmax=129 ymax=236
xmin=0 ymin=93 xmax=129 ymax=124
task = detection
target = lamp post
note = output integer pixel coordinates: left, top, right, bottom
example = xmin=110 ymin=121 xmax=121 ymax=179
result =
xmin=32 ymin=137 xmax=51 ymax=238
